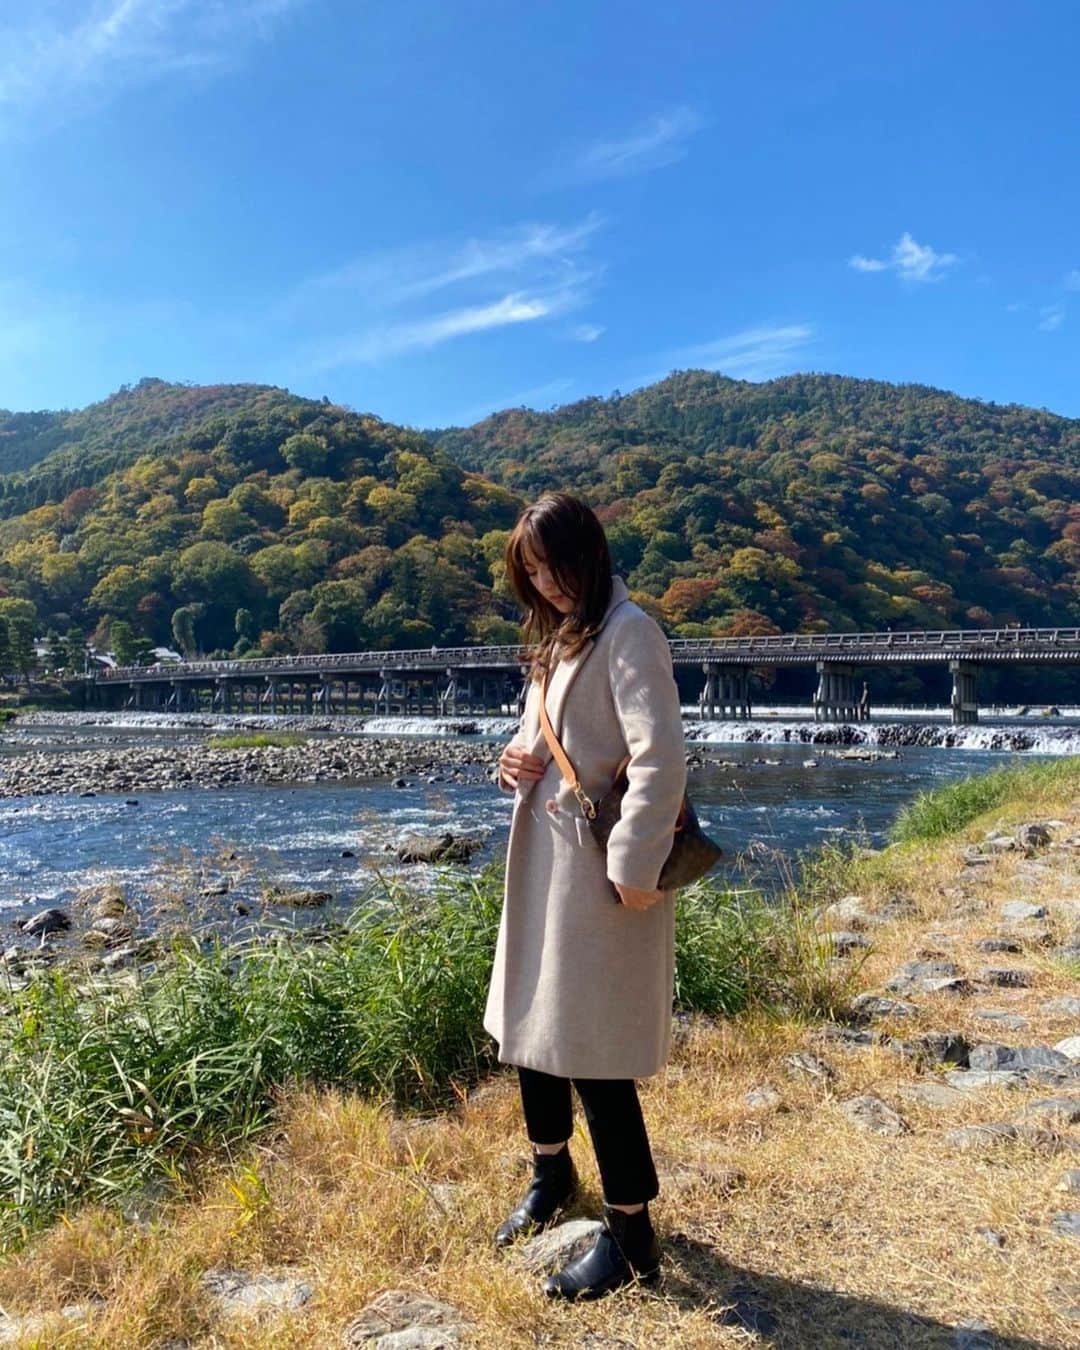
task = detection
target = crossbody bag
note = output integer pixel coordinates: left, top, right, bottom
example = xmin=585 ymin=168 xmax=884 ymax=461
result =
xmin=538 ymin=663 xmax=723 ymax=893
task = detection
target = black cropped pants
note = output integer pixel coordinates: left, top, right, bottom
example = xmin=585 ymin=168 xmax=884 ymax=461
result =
xmin=516 ymin=1065 xmax=660 ymax=1206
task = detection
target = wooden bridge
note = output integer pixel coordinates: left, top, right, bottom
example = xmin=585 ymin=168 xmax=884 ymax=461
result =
xmin=90 ymin=623 xmax=1080 ymax=723
xmin=89 ymin=625 xmax=1080 ymax=725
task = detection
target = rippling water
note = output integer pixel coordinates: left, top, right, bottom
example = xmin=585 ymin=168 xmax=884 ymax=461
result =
xmin=0 ymin=710 xmax=1069 ymax=923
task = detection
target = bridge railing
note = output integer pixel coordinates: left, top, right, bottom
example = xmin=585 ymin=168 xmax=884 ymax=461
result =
xmin=93 ymin=625 xmax=1080 ymax=681
xmin=670 ymin=627 xmax=1080 ymax=655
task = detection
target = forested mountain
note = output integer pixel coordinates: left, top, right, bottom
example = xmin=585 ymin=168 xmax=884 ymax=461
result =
xmin=0 ymin=378 xmax=522 ymax=661
xmin=0 ymin=372 xmax=1077 ymax=682
xmin=0 ymin=380 xmax=311 ymax=504
xmin=436 ymin=371 xmax=1080 ymax=635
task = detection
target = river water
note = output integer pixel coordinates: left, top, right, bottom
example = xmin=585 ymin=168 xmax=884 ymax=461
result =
xmin=1 ymin=705 xmax=1077 ymax=924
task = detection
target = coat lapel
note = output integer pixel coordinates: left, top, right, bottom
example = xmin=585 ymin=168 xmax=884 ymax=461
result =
xmin=515 ymin=575 xmax=630 ymax=804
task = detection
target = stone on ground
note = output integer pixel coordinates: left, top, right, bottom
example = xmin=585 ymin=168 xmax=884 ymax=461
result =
xmin=512 ymin=1219 xmax=603 ymax=1273
xmin=840 ymin=1094 xmax=909 ymax=1136
xmin=202 ymin=1268 xmax=312 ymax=1320
xmin=343 ymin=1290 xmax=472 ymax=1347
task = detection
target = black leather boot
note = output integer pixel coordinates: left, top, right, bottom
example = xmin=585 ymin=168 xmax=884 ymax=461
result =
xmin=494 ymin=1145 xmax=577 ymax=1249
xmin=542 ymin=1203 xmax=661 ymax=1300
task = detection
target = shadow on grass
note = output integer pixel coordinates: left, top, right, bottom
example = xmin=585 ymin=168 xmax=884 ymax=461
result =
xmin=651 ymin=1231 xmax=1055 ymax=1349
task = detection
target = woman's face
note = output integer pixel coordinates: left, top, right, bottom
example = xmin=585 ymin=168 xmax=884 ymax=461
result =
xmin=522 ymin=541 xmax=575 ymax=614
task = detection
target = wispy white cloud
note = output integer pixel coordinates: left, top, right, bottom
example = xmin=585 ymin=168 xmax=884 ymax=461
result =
xmin=849 ymin=231 xmax=958 ymax=283
xmin=564 ymin=106 xmax=703 ymax=183
xmin=1064 ymin=269 xmax=1080 ymax=292
xmin=569 ymin=323 xmax=604 ymax=343
xmin=622 ymin=323 xmax=813 ymax=391
xmin=1038 ymin=302 xmax=1066 ymax=333
xmin=303 ymin=215 xmax=603 ymax=308
xmin=292 ymin=214 xmax=604 ymax=370
xmin=0 ymin=0 xmax=301 ymax=125
xmin=310 ymin=290 xmax=583 ymax=369
xmin=669 ymin=323 xmax=814 ymax=380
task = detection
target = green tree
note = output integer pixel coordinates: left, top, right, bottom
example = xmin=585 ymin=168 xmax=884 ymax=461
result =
xmin=234 ymin=607 xmax=258 ymax=643
xmin=64 ymin=626 xmax=87 ymax=675
xmin=310 ymin=579 xmax=371 ymax=651
xmin=110 ymin=620 xmax=153 ymax=666
xmin=281 ymin=433 xmax=330 ymax=475
xmin=89 ymin=564 xmax=143 ymax=619
xmin=200 ymin=499 xmax=255 ymax=542
xmin=171 ymin=603 xmax=206 ymax=658
xmin=0 ymin=621 xmax=11 ymax=683
xmin=0 ymin=599 xmax=37 ymax=689
xmin=44 ymin=628 xmax=66 ymax=672
xmin=171 ymin=541 xmax=259 ymax=648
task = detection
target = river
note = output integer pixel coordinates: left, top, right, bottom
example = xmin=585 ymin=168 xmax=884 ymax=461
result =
xmin=1 ymin=704 xmax=1076 ymax=930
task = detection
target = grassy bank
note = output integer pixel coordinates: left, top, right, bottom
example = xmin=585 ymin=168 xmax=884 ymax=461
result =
xmin=887 ymin=753 xmax=1080 ymax=843
xmin=1 ymin=753 xmax=1078 ymax=1346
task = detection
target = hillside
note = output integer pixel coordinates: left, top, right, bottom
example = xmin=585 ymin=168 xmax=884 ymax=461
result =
xmin=0 ymin=379 xmax=295 ymax=489
xmin=435 ymin=371 xmax=1080 ymax=636
xmin=0 ymin=377 xmax=522 ymax=658
xmin=0 ymin=372 xmax=1077 ymax=695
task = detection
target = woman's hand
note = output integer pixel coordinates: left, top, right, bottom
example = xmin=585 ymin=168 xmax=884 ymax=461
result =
xmin=499 ymin=743 xmax=546 ymax=790
xmin=612 ymin=881 xmax=666 ymax=910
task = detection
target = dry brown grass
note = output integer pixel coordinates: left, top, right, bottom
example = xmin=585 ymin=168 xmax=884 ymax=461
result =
xmin=2 ymin=789 xmax=1080 ymax=1347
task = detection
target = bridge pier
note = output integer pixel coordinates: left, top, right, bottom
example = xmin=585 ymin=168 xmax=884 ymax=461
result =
xmin=440 ymin=668 xmax=519 ymax=715
xmin=445 ymin=668 xmax=469 ymax=713
xmin=376 ymin=671 xmax=400 ymax=715
xmin=949 ymin=660 xmax=980 ymax=724
xmin=813 ymin=662 xmax=861 ymax=722
xmin=441 ymin=669 xmax=460 ymax=714
xmin=699 ymin=663 xmax=751 ymax=719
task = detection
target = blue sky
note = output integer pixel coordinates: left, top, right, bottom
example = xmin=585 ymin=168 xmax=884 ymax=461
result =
xmin=2 ymin=0 xmax=1079 ymax=425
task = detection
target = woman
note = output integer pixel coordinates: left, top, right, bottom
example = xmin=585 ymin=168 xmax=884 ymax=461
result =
xmin=483 ymin=491 xmax=687 ymax=1301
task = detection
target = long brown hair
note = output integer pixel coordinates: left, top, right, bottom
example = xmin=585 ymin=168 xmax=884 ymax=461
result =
xmin=504 ymin=492 xmax=614 ymax=682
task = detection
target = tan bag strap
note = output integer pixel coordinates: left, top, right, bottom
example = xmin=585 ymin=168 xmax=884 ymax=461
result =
xmin=539 ymin=665 xmax=598 ymax=819
xmin=535 ymin=595 xmax=633 ymax=821
xmin=540 ymin=658 xmax=686 ymax=835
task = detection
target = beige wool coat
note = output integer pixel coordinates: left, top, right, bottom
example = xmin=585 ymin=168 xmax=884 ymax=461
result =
xmin=483 ymin=574 xmax=688 ymax=1080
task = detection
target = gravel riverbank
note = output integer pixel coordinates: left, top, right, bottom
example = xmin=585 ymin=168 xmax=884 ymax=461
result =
xmin=0 ymin=733 xmax=503 ymax=799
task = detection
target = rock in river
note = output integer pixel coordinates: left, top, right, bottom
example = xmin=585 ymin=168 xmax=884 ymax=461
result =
xmin=396 ymin=833 xmax=484 ymax=865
